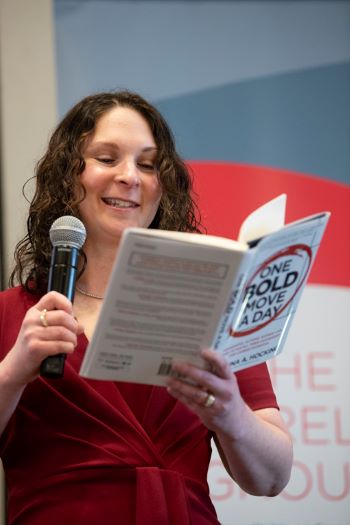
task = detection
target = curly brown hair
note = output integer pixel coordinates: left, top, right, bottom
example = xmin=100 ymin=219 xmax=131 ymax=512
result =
xmin=10 ymin=90 xmax=202 ymax=293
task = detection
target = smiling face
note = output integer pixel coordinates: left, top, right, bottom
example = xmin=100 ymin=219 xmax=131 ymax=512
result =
xmin=78 ymin=106 xmax=162 ymax=248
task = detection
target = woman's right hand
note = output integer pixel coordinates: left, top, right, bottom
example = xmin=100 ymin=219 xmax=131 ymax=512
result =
xmin=1 ymin=291 xmax=84 ymax=388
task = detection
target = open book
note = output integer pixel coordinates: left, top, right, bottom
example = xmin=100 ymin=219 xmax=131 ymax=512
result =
xmin=80 ymin=195 xmax=330 ymax=385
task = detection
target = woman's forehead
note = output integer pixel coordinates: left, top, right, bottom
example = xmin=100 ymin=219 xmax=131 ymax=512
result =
xmin=90 ymin=106 xmax=156 ymax=145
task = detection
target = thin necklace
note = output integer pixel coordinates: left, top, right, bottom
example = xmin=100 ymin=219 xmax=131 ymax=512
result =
xmin=76 ymin=285 xmax=104 ymax=300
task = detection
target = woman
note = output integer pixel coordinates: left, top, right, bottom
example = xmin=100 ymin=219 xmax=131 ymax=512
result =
xmin=0 ymin=91 xmax=293 ymax=524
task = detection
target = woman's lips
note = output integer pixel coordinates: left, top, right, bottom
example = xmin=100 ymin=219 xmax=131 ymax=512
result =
xmin=102 ymin=197 xmax=139 ymax=208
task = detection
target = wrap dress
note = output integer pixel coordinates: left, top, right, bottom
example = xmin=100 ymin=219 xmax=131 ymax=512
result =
xmin=0 ymin=287 xmax=278 ymax=524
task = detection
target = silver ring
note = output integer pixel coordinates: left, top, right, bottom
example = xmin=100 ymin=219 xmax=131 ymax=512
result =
xmin=203 ymin=393 xmax=216 ymax=408
xmin=40 ymin=308 xmax=49 ymax=328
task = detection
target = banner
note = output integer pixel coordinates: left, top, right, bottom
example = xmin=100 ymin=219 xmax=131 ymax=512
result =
xmin=192 ymin=162 xmax=350 ymax=524
xmin=52 ymin=1 xmax=350 ymax=523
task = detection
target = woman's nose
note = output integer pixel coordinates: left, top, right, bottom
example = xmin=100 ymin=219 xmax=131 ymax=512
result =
xmin=113 ymin=159 xmax=140 ymax=186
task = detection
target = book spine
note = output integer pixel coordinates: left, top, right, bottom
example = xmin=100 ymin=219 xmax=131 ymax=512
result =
xmin=213 ymin=264 xmax=249 ymax=349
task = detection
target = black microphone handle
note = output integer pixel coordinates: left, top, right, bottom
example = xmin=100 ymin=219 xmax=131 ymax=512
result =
xmin=40 ymin=246 xmax=79 ymax=379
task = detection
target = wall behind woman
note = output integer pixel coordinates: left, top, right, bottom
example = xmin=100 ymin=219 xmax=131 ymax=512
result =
xmin=53 ymin=1 xmax=350 ymax=524
xmin=0 ymin=0 xmax=57 ymax=522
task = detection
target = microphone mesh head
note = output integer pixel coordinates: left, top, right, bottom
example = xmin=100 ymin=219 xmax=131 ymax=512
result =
xmin=49 ymin=216 xmax=86 ymax=249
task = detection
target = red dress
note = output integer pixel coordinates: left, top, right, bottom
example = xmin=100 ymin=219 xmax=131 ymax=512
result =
xmin=0 ymin=287 xmax=278 ymax=524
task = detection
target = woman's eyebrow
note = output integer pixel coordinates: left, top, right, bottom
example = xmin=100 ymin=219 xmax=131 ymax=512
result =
xmin=87 ymin=142 xmax=157 ymax=152
xmin=88 ymin=141 xmax=118 ymax=150
xmin=141 ymin=146 xmax=158 ymax=153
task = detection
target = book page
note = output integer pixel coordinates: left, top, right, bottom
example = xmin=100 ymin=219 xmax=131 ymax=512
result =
xmin=80 ymin=230 xmax=251 ymax=385
xmin=238 ymin=194 xmax=286 ymax=243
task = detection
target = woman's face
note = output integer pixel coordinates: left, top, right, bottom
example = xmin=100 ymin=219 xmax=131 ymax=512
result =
xmin=78 ymin=106 xmax=162 ymax=247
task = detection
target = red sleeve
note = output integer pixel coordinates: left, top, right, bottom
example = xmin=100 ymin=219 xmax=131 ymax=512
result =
xmin=235 ymin=362 xmax=279 ymax=411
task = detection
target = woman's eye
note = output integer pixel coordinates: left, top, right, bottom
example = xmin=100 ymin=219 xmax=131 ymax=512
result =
xmin=138 ymin=163 xmax=155 ymax=171
xmin=97 ymin=157 xmax=114 ymax=164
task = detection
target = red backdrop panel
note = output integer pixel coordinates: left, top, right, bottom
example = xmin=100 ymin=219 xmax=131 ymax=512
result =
xmin=190 ymin=161 xmax=350 ymax=287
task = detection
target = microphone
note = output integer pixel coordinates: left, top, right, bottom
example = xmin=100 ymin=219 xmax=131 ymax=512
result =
xmin=40 ymin=216 xmax=86 ymax=379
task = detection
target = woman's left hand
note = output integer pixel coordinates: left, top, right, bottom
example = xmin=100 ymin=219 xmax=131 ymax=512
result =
xmin=166 ymin=348 xmax=293 ymax=496
xmin=166 ymin=348 xmax=246 ymax=438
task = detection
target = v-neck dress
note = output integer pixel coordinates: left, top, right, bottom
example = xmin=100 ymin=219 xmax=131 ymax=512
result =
xmin=0 ymin=287 xmax=278 ymax=524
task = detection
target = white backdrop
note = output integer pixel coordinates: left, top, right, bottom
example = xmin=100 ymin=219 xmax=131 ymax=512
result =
xmin=208 ymin=285 xmax=350 ymax=524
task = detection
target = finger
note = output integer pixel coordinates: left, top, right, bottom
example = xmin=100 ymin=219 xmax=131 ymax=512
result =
xmin=37 ymin=309 xmax=80 ymax=333
xmin=35 ymin=326 xmax=78 ymax=346
xmin=170 ymin=359 xmax=220 ymax=391
xmin=200 ymin=348 xmax=233 ymax=380
xmin=33 ymin=339 xmax=77 ymax=356
xmin=36 ymin=291 xmax=74 ymax=315
xmin=166 ymin=378 xmax=211 ymax=411
xmin=167 ymin=375 xmax=207 ymax=402
xmin=171 ymin=360 xmax=208 ymax=386
xmin=170 ymin=359 xmax=236 ymax=404
xmin=168 ymin=389 xmax=206 ymax=413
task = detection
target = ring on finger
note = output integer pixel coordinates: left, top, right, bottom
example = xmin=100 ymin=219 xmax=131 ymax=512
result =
xmin=40 ymin=308 xmax=49 ymax=328
xmin=203 ymin=392 xmax=216 ymax=408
